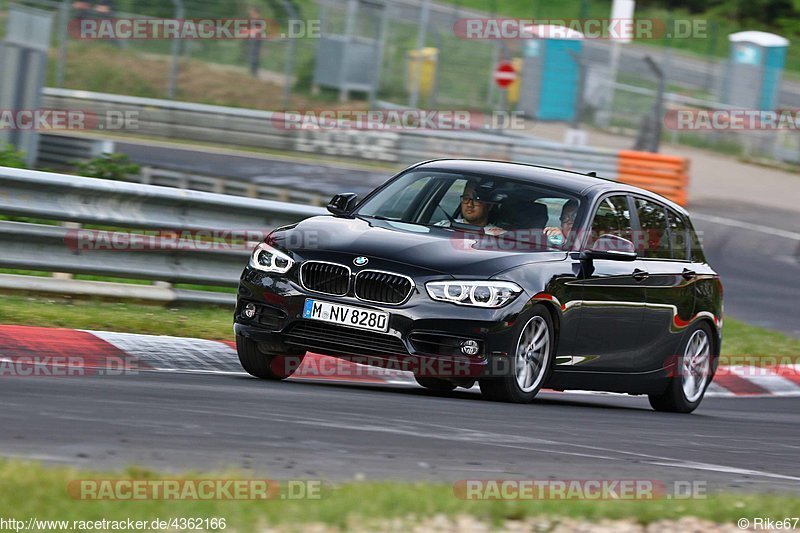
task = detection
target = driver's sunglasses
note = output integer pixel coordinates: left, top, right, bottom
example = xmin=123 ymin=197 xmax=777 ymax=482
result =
xmin=560 ymin=213 xmax=577 ymax=224
xmin=460 ymin=195 xmax=483 ymax=205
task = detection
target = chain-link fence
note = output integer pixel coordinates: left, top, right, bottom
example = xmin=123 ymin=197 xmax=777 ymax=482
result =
xmin=2 ymin=0 xmax=321 ymax=107
xmin=312 ymin=0 xmax=500 ymax=109
xmin=580 ymin=49 xmax=799 ymax=163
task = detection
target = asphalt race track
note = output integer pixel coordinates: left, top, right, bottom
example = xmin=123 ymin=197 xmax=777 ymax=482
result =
xmin=1 ymin=371 xmax=799 ymax=492
xmin=118 ymin=141 xmax=387 ymax=198
xmin=691 ymin=200 xmax=800 ymax=338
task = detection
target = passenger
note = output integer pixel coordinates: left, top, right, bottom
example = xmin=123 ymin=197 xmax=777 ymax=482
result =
xmin=543 ymin=199 xmax=578 ymax=246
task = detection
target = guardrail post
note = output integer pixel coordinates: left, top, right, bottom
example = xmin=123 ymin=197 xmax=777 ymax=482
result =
xmin=139 ymin=166 xmax=152 ymax=185
xmin=167 ymin=0 xmax=185 ymax=99
xmin=52 ymin=221 xmax=80 ymax=280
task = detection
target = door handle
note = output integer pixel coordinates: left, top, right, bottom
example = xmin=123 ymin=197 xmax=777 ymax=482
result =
xmin=632 ymin=268 xmax=650 ymax=282
xmin=682 ymin=268 xmax=696 ymax=281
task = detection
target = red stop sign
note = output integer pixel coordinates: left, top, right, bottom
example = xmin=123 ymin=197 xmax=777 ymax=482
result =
xmin=493 ymin=61 xmax=517 ymax=89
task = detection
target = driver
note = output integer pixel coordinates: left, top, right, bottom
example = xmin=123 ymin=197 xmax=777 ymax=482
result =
xmin=451 ymin=180 xmax=504 ymax=236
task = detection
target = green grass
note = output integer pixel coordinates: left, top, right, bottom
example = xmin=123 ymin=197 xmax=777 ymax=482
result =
xmin=0 ymin=295 xmax=234 ymax=340
xmin=0 ymin=294 xmax=797 ymax=359
xmin=721 ymin=319 xmax=800 ymax=362
xmin=0 ymin=460 xmax=798 ymax=530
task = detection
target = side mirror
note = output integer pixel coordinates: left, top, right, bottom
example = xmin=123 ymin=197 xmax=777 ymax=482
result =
xmin=583 ymin=234 xmax=637 ymax=261
xmin=327 ymin=193 xmax=359 ymax=217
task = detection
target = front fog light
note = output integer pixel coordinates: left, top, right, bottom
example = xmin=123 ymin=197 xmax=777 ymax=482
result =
xmin=460 ymin=339 xmax=480 ymax=356
xmin=243 ymin=302 xmax=257 ymax=319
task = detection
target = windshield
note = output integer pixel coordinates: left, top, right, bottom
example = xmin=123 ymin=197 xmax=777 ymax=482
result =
xmin=356 ymin=170 xmax=583 ymax=251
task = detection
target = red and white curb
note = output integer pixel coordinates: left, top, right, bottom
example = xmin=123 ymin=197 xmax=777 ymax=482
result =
xmin=1 ymin=325 xmax=798 ymax=398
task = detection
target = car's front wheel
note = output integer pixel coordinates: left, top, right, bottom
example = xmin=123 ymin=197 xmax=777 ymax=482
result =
xmin=236 ymin=334 xmax=305 ymax=380
xmin=648 ymin=323 xmax=714 ymax=413
xmin=479 ymin=307 xmax=554 ymax=403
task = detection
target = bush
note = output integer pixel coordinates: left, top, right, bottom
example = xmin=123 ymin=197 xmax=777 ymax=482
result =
xmin=0 ymin=145 xmax=27 ymax=168
xmin=74 ymin=153 xmax=140 ymax=181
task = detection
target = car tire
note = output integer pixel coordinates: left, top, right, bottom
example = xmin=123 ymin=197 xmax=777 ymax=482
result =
xmin=414 ymin=375 xmax=457 ymax=392
xmin=479 ymin=306 xmax=555 ymax=403
xmin=236 ymin=334 xmax=305 ymax=380
xmin=648 ymin=323 xmax=715 ymax=414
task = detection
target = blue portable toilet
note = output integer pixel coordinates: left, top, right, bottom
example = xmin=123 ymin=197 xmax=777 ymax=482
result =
xmin=724 ymin=31 xmax=789 ymax=110
xmin=518 ymin=24 xmax=584 ymax=122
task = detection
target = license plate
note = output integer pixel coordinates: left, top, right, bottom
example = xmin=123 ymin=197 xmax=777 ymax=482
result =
xmin=302 ymin=299 xmax=389 ymax=333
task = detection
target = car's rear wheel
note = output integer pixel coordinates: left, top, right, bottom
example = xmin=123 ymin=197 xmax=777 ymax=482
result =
xmin=648 ymin=323 xmax=714 ymax=413
xmin=480 ymin=307 xmax=554 ymax=403
xmin=236 ymin=334 xmax=305 ymax=380
xmin=414 ymin=375 xmax=457 ymax=392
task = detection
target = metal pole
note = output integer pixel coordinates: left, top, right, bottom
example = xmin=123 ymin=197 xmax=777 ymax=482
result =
xmin=567 ymin=50 xmax=586 ymax=129
xmin=55 ymin=0 xmax=69 ymax=87
xmin=279 ymin=0 xmax=298 ymax=109
xmin=370 ymin=1 xmax=390 ymax=107
xmin=486 ymin=41 xmax=499 ymax=107
xmin=167 ymin=0 xmax=184 ymax=99
xmin=703 ymin=20 xmax=718 ymax=95
xmin=409 ymin=0 xmax=430 ymax=108
xmin=600 ymin=40 xmax=621 ymax=128
xmin=644 ymin=55 xmax=664 ymax=153
xmin=339 ymin=0 xmax=358 ymax=103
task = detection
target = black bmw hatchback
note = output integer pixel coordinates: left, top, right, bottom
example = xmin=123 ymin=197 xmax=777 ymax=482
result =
xmin=234 ymin=159 xmax=722 ymax=413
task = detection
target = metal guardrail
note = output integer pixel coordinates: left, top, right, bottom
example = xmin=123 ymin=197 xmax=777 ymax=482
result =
xmin=137 ymin=166 xmax=327 ymax=206
xmin=41 ymin=88 xmax=621 ymax=174
xmin=0 ymin=167 xmax=325 ymax=231
xmin=0 ymin=220 xmax=247 ymax=286
xmin=37 ymin=133 xmax=114 ymax=168
xmin=0 ymin=167 xmax=326 ymax=303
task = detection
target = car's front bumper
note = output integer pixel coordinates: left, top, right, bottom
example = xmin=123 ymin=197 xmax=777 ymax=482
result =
xmin=234 ymin=266 xmax=529 ymax=380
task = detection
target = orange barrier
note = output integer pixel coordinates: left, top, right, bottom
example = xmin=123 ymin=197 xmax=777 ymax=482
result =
xmin=616 ymin=150 xmax=690 ymax=206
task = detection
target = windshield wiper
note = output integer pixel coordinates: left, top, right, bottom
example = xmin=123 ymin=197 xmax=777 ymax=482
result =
xmin=358 ymin=214 xmax=402 ymax=221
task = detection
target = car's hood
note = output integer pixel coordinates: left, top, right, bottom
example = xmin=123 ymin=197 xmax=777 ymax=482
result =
xmin=271 ymin=215 xmax=566 ymax=277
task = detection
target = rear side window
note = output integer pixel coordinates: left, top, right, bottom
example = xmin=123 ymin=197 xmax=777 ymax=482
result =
xmin=587 ymin=195 xmax=632 ymax=247
xmin=667 ymin=210 xmax=689 ymax=261
xmin=688 ymin=220 xmax=707 ymax=263
xmin=635 ymin=198 xmax=671 ymax=259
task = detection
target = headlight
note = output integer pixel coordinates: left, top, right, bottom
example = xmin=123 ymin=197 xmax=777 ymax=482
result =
xmin=426 ymin=280 xmax=522 ymax=308
xmin=248 ymin=242 xmax=294 ymax=274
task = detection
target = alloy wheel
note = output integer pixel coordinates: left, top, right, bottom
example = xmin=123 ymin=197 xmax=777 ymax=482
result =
xmin=514 ymin=316 xmax=551 ymax=393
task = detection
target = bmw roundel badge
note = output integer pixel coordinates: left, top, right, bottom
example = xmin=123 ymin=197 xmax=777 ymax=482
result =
xmin=353 ymin=256 xmax=369 ymax=266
